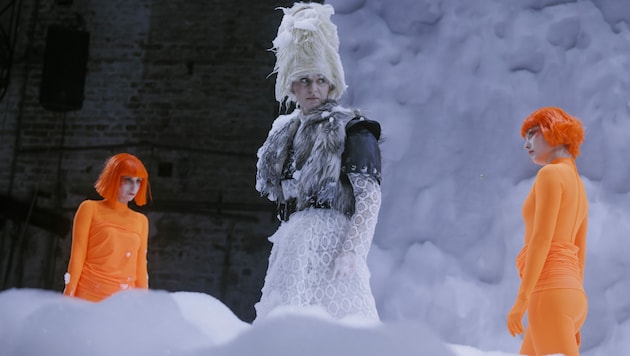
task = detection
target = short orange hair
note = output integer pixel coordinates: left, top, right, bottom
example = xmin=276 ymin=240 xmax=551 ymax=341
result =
xmin=94 ymin=153 xmax=151 ymax=206
xmin=520 ymin=107 xmax=584 ymax=157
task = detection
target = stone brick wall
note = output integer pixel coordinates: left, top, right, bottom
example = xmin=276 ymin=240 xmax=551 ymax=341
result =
xmin=0 ymin=0 xmax=306 ymax=321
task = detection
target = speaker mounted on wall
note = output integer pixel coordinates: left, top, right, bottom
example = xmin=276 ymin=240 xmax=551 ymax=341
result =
xmin=39 ymin=25 xmax=90 ymax=112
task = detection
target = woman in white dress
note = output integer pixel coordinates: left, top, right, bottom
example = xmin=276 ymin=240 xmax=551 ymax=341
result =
xmin=254 ymin=2 xmax=382 ymax=321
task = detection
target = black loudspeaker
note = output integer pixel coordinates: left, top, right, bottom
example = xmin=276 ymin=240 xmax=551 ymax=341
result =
xmin=39 ymin=25 xmax=89 ymax=112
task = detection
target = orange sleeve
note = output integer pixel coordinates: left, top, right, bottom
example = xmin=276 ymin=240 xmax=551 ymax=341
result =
xmin=517 ymin=167 xmax=563 ymax=302
xmin=64 ymin=201 xmax=94 ymax=296
xmin=575 ymin=217 xmax=588 ymax=281
xmin=135 ymin=214 xmax=149 ymax=289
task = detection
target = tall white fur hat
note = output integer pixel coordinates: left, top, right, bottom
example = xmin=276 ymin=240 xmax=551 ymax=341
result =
xmin=271 ymin=2 xmax=346 ymax=106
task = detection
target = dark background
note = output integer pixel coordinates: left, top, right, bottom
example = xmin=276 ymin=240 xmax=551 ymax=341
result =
xmin=0 ymin=0 xmax=321 ymax=321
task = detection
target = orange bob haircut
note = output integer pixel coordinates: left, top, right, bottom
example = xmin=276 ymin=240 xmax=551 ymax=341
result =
xmin=94 ymin=153 xmax=151 ymax=206
xmin=520 ymin=107 xmax=585 ymax=158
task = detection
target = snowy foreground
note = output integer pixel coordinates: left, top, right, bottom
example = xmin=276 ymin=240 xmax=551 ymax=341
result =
xmin=2 ymin=1 xmax=628 ymax=356
xmin=0 ymin=288 xmax=521 ymax=356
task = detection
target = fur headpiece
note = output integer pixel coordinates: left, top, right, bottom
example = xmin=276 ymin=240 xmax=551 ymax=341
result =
xmin=520 ymin=107 xmax=585 ymax=157
xmin=271 ymin=2 xmax=346 ymax=107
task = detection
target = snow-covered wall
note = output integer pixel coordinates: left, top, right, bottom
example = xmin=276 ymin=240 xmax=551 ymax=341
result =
xmin=328 ymin=0 xmax=630 ymax=353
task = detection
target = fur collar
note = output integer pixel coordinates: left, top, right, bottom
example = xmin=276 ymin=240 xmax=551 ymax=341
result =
xmin=256 ymin=100 xmax=357 ymax=215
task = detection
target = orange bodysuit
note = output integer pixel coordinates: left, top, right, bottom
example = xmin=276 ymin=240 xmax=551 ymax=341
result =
xmin=511 ymin=157 xmax=588 ymax=355
xmin=63 ymin=199 xmax=149 ymax=302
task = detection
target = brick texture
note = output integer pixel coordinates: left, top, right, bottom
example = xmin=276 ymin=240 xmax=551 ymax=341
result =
xmin=0 ymin=0 xmax=305 ymax=322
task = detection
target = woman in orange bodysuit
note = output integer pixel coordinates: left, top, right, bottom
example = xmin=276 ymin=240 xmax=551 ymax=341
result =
xmin=507 ymin=107 xmax=588 ymax=356
xmin=63 ymin=153 xmax=151 ymax=302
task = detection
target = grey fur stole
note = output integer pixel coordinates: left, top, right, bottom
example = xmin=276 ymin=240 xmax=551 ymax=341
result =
xmin=256 ymin=100 xmax=356 ymax=216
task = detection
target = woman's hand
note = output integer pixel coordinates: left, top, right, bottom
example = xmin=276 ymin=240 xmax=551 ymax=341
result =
xmin=507 ymin=296 xmax=528 ymax=336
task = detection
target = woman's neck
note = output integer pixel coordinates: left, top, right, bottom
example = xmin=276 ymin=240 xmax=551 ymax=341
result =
xmin=549 ymin=146 xmax=572 ymax=162
xmin=105 ymin=199 xmax=128 ymax=210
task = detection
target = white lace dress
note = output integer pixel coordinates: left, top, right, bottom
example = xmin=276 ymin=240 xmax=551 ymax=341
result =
xmin=254 ymin=173 xmax=380 ymax=320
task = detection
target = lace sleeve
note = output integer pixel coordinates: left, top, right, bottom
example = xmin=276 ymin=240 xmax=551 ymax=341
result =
xmin=333 ymin=173 xmax=381 ymax=279
xmin=344 ymin=173 xmax=381 ymax=258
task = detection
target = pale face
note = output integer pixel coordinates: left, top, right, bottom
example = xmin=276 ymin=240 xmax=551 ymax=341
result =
xmin=523 ymin=126 xmax=557 ymax=165
xmin=117 ymin=176 xmax=142 ymax=203
xmin=291 ymin=74 xmax=332 ymax=114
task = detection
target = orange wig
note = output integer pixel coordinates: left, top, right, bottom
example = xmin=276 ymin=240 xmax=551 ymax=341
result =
xmin=94 ymin=153 xmax=151 ymax=206
xmin=520 ymin=107 xmax=585 ymax=157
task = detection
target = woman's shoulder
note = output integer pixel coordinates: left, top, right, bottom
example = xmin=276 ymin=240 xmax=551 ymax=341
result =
xmin=77 ymin=199 xmax=101 ymax=210
xmin=268 ymin=110 xmax=300 ymax=135
xmin=127 ymin=209 xmax=149 ymax=226
xmin=540 ymin=159 xmax=575 ymax=174
xmin=131 ymin=209 xmax=148 ymax=220
xmin=73 ymin=200 xmax=102 ymax=219
xmin=537 ymin=164 xmax=562 ymax=178
xmin=346 ymin=115 xmax=381 ymax=140
xmin=536 ymin=161 xmax=575 ymax=187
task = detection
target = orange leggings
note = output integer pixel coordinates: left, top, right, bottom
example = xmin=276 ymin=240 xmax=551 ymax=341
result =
xmin=520 ymin=288 xmax=587 ymax=356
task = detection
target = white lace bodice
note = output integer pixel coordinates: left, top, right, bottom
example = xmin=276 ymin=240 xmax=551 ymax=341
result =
xmin=255 ymin=173 xmax=380 ymax=321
